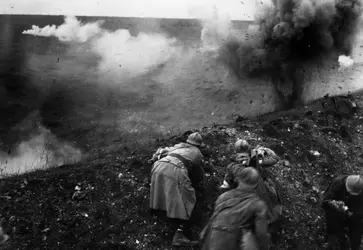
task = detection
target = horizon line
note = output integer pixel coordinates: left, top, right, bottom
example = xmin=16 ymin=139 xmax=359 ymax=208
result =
xmin=0 ymin=13 xmax=254 ymax=21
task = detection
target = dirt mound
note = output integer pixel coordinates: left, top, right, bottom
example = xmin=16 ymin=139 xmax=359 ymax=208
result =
xmin=1 ymin=92 xmax=363 ymax=249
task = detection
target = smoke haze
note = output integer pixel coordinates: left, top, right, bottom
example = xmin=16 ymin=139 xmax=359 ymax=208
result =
xmin=13 ymin=3 xmax=363 ymax=176
xmin=0 ymin=112 xmax=82 ymax=176
xmin=199 ymin=5 xmax=233 ymax=52
xmin=93 ymin=29 xmax=180 ymax=80
xmin=23 ymin=16 xmax=182 ymax=81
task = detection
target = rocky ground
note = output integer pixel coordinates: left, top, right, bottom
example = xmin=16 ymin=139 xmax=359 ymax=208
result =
xmin=1 ymin=91 xmax=363 ymax=250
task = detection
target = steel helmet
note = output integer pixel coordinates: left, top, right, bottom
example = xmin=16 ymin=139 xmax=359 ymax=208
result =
xmin=346 ymin=175 xmax=363 ymax=195
xmin=234 ymin=139 xmax=250 ymax=152
xmin=236 ymin=167 xmax=260 ymax=188
xmin=186 ymin=132 xmax=205 ymax=147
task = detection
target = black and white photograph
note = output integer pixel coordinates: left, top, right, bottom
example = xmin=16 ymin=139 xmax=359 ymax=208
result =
xmin=1 ymin=0 xmax=363 ymax=249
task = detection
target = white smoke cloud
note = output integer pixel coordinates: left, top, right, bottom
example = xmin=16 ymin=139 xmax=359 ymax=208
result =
xmin=22 ymin=16 xmax=182 ymax=79
xmin=338 ymin=55 xmax=354 ymax=70
xmin=189 ymin=2 xmax=249 ymax=54
xmin=199 ymin=5 xmax=233 ymax=52
xmin=22 ymin=16 xmax=103 ymax=43
xmin=92 ymin=29 xmax=180 ymax=79
xmin=0 ymin=113 xmax=82 ymax=177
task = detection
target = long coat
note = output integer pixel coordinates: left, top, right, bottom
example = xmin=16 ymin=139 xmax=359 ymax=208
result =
xmin=150 ymin=143 xmax=204 ymax=220
xmin=200 ymin=186 xmax=270 ymax=250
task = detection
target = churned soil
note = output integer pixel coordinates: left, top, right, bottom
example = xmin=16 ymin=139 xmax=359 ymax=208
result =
xmin=1 ymin=91 xmax=363 ymax=250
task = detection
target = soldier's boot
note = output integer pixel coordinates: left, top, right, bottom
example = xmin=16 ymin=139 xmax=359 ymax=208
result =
xmin=172 ymin=229 xmax=198 ymax=247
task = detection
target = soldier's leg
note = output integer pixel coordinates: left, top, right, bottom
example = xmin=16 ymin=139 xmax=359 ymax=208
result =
xmin=324 ymin=212 xmax=349 ymax=250
xmin=185 ymin=203 xmax=204 ymax=240
xmin=170 ymin=218 xmax=198 ymax=247
xmin=241 ymin=231 xmax=260 ymax=250
xmin=347 ymin=223 xmax=363 ymax=250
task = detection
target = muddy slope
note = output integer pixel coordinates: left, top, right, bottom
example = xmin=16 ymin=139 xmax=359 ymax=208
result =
xmin=0 ymin=91 xmax=363 ymax=249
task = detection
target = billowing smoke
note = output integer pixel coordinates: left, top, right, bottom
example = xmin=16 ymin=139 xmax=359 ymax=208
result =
xmin=199 ymin=5 xmax=233 ymax=52
xmin=220 ymin=0 xmax=363 ymax=107
xmin=22 ymin=16 xmax=181 ymax=80
xmin=22 ymin=16 xmax=103 ymax=43
xmin=0 ymin=112 xmax=82 ymax=177
xmin=93 ymin=29 xmax=179 ymax=80
xmin=17 ymin=15 xmax=195 ymax=169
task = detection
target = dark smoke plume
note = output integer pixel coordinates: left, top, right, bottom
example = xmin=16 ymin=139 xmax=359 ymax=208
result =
xmin=220 ymin=0 xmax=363 ymax=108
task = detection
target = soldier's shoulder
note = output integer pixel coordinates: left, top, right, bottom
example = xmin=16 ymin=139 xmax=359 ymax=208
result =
xmin=334 ymin=175 xmax=348 ymax=182
xmin=252 ymin=197 xmax=268 ymax=210
xmin=216 ymin=190 xmax=236 ymax=203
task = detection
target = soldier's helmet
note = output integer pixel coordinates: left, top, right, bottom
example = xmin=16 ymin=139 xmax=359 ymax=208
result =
xmin=236 ymin=167 xmax=260 ymax=188
xmin=234 ymin=139 xmax=250 ymax=153
xmin=346 ymin=175 xmax=363 ymax=195
xmin=186 ymin=132 xmax=205 ymax=147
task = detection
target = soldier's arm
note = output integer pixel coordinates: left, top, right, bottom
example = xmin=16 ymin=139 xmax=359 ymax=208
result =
xmin=149 ymin=146 xmax=171 ymax=162
xmin=322 ymin=177 xmax=345 ymax=210
xmin=221 ymin=163 xmax=234 ymax=189
xmin=149 ymin=148 xmax=162 ymax=162
xmin=190 ymin=151 xmax=205 ymax=186
xmin=193 ymin=162 xmax=205 ymax=186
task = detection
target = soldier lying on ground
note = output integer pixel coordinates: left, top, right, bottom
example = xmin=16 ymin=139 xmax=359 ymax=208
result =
xmin=321 ymin=175 xmax=363 ymax=250
xmin=148 ymin=132 xmax=206 ymax=247
xmin=200 ymin=167 xmax=271 ymax=250
xmin=220 ymin=139 xmax=282 ymax=241
xmin=221 ymin=139 xmax=280 ymax=189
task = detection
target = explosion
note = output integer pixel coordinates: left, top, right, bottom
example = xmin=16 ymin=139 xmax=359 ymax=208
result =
xmin=220 ymin=0 xmax=363 ymax=108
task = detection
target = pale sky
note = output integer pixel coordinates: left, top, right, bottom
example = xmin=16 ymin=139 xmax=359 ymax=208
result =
xmin=0 ymin=0 xmax=256 ymax=20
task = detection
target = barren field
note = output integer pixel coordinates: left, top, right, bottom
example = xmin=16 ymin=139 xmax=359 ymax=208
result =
xmin=1 ymin=90 xmax=363 ymax=249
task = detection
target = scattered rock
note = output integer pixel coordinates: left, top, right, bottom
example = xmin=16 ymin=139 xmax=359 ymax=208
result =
xmin=310 ymin=150 xmax=320 ymax=156
xmin=283 ymin=160 xmax=290 ymax=167
xmin=72 ymin=191 xmax=86 ymax=200
xmin=312 ymin=186 xmax=320 ymax=193
xmin=310 ymin=197 xmax=318 ymax=203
